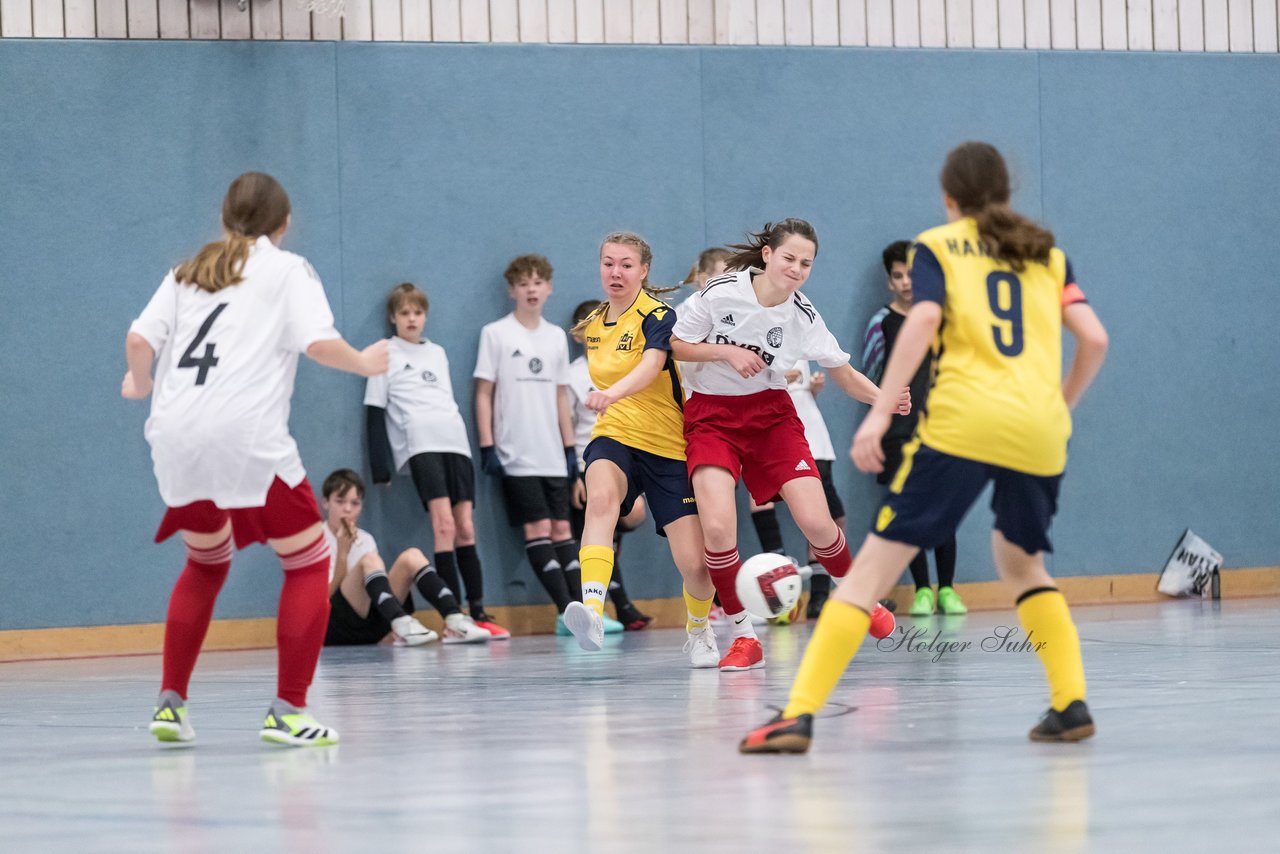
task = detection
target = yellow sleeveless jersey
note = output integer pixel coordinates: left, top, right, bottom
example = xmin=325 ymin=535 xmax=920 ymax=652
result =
xmin=910 ymin=217 xmax=1086 ymax=476
xmin=583 ymin=291 xmax=687 ymax=461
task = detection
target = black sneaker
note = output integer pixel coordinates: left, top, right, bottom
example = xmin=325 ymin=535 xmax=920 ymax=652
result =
xmin=1029 ymin=700 xmax=1095 ymax=742
xmin=739 ymin=712 xmax=814 ymax=754
xmin=616 ymin=603 xmax=653 ymax=631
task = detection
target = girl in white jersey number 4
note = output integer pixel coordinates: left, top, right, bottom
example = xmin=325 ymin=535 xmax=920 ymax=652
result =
xmin=123 ymin=172 xmax=388 ymax=747
xmin=670 ymin=219 xmax=908 ymax=672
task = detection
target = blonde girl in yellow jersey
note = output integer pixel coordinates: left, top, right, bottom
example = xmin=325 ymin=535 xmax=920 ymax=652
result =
xmin=560 ymin=232 xmax=720 ymax=668
xmin=741 ymin=142 xmax=1109 ymax=753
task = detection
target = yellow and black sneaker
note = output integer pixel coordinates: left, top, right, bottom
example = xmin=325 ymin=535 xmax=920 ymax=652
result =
xmin=1029 ymin=700 xmax=1095 ymax=743
xmin=260 ymin=704 xmax=339 ymax=748
xmin=739 ymin=712 xmax=814 ymax=754
xmin=150 ymin=692 xmax=195 ymax=744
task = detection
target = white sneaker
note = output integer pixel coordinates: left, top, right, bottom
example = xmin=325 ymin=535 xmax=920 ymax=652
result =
xmin=563 ymin=601 xmax=604 ymax=651
xmin=442 ymin=613 xmax=492 ymax=644
xmin=683 ymin=626 xmax=720 ymax=669
xmin=391 ymin=615 xmax=438 ymax=646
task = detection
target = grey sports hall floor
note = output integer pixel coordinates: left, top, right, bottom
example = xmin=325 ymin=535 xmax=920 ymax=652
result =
xmin=1 ymin=598 xmax=1276 ymax=853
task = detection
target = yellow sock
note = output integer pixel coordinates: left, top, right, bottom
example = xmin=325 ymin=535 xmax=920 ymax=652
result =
xmin=1017 ymin=588 xmax=1086 ymax=711
xmin=683 ymin=588 xmax=714 ymax=633
xmin=782 ymin=600 xmax=870 ymax=718
xmin=579 ymin=545 xmax=615 ymax=617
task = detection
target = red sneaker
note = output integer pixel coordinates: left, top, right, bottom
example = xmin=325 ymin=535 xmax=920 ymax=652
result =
xmin=470 ymin=613 xmax=511 ymax=640
xmin=718 ymin=636 xmax=765 ymax=671
xmin=868 ymin=603 xmax=896 ymax=640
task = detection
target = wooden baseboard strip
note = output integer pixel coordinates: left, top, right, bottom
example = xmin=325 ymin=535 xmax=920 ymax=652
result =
xmin=3 ymin=567 xmax=1276 ymax=662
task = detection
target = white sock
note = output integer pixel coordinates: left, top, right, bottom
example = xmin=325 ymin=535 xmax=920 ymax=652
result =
xmin=728 ymin=611 xmax=758 ymax=639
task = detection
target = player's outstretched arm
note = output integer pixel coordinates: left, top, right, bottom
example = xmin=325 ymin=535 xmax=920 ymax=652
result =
xmin=670 ymin=337 xmax=767 ymax=378
xmin=307 ymin=338 xmax=389 ymax=377
xmin=1062 ymin=302 xmax=1109 ymax=410
xmin=584 ymin=349 xmax=668 ymax=413
xmin=122 ymin=332 xmax=156 ymax=399
xmin=826 ymin=363 xmax=881 ymax=406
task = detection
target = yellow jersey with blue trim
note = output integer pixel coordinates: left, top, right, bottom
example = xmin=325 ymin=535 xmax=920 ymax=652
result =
xmin=583 ymin=291 xmax=687 ymax=461
xmin=910 ymin=217 xmax=1088 ymax=477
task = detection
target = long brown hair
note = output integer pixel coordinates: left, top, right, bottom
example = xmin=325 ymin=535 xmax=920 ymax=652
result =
xmin=574 ymin=232 xmax=679 ymax=335
xmin=724 ymin=219 xmax=818 ymax=272
xmin=940 ymin=142 xmax=1053 ymax=272
xmin=175 ymin=172 xmax=291 ymax=293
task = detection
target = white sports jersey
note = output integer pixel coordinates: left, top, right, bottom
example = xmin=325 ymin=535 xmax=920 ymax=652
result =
xmin=788 ymin=361 xmax=836 ymax=461
xmin=322 ymin=524 xmax=378 ymax=583
xmin=566 ymin=355 xmax=597 ymax=469
xmin=365 ymin=336 xmax=471 ymax=471
xmin=130 ymin=236 xmax=340 ymax=508
xmin=473 ymin=313 xmax=570 ymax=477
xmin=672 ymin=270 xmax=850 ymax=397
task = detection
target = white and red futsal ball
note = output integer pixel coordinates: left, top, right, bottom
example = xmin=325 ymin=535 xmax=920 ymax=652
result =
xmin=735 ymin=554 xmax=803 ymax=619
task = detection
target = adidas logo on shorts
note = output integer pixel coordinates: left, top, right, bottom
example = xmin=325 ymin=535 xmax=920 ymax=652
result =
xmin=720 ymin=314 xmax=736 ymax=326
xmin=794 ymin=460 xmax=811 ymax=471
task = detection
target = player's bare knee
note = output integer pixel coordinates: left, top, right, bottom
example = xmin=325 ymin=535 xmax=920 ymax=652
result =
xmin=550 ymin=519 xmax=572 ymax=540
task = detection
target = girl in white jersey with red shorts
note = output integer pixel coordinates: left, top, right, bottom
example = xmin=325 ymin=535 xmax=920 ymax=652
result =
xmin=671 ymin=219 xmax=907 ymax=671
xmin=122 ymin=172 xmax=388 ymax=747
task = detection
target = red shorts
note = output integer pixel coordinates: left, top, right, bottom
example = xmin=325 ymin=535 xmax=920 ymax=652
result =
xmin=684 ymin=389 xmax=820 ymax=505
xmin=154 ymin=477 xmax=324 ymax=550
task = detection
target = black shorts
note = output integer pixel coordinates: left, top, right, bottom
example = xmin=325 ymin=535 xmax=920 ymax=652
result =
xmin=814 ymin=459 xmax=845 ymax=520
xmin=409 ymin=452 xmax=476 ymax=507
xmin=502 ymin=475 xmax=571 ymax=526
xmin=873 ymin=439 xmax=1062 ymax=555
xmin=584 ymin=437 xmax=697 ymax=537
xmin=324 ymin=589 xmax=415 ymax=647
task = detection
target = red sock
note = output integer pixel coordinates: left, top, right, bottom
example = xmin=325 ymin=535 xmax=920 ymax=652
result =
xmin=705 ymin=547 xmax=745 ymax=614
xmin=161 ymin=539 xmax=233 ymax=699
xmin=275 ymin=536 xmax=332 ymax=708
xmin=813 ymin=530 xmax=851 ymax=579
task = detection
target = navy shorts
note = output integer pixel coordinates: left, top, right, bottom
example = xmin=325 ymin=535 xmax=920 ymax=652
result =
xmin=583 ymin=437 xmax=697 ymax=537
xmin=873 ymin=440 xmax=1062 ymax=555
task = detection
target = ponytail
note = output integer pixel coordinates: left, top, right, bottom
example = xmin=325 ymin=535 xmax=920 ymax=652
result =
xmin=940 ymin=142 xmax=1053 ymax=271
xmin=175 ymin=172 xmax=291 ymax=293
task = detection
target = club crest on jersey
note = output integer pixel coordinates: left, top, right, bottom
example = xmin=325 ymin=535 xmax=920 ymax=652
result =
xmin=421 ymin=370 xmax=437 ymax=383
xmin=616 ymin=332 xmax=634 ymax=352
xmin=713 ymin=334 xmax=775 ymax=366
xmin=720 ymin=314 xmax=736 ymax=327
xmin=766 ymin=327 xmax=784 ymax=348
xmin=529 ymin=357 xmax=543 ymax=374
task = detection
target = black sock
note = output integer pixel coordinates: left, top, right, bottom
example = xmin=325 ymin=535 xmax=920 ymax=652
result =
xmin=909 ymin=551 xmax=931 ymax=590
xmin=364 ymin=571 xmax=409 ymax=624
xmin=526 ymin=538 xmax=572 ymax=612
xmin=434 ymin=551 xmax=463 ymax=600
xmin=751 ymin=507 xmax=785 ymax=554
xmin=554 ymin=538 xmax=582 ymax=601
xmin=455 ymin=544 xmax=486 ymax=612
xmin=809 ymin=568 xmax=831 ymax=599
xmin=608 ymin=562 xmax=634 ymax=611
xmin=413 ymin=565 xmax=461 ymax=616
xmin=935 ymin=537 xmax=957 ymax=589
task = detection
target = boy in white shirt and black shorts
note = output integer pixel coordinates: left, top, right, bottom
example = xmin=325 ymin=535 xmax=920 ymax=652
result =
xmin=475 ymin=255 xmax=617 ymax=634
xmin=366 ymin=283 xmax=510 ymax=639
xmin=320 ymin=469 xmax=491 ymax=647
